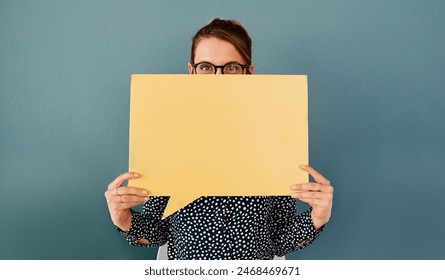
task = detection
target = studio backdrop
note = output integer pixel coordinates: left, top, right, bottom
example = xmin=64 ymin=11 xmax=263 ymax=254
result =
xmin=1 ymin=0 xmax=444 ymax=259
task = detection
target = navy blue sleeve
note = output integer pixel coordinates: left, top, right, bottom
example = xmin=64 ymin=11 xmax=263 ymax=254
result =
xmin=116 ymin=196 xmax=170 ymax=248
xmin=269 ymin=196 xmax=324 ymax=256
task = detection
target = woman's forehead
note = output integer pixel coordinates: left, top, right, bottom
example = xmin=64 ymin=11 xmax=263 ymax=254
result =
xmin=194 ymin=37 xmax=245 ymax=64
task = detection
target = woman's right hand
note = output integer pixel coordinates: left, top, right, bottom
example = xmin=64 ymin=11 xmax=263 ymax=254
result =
xmin=104 ymin=172 xmax=149 ymax=232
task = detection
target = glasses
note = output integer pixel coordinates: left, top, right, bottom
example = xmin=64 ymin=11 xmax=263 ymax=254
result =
xmin=192 ymin=62 xmax=248 ymax=74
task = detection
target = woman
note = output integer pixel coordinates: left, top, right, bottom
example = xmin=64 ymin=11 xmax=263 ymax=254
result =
xmin=105 ymin=18 xmax=334 ymax=260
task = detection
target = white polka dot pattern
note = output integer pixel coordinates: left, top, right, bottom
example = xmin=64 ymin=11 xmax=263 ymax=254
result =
xmin=117 ymin=196 xmax=323 ymax=259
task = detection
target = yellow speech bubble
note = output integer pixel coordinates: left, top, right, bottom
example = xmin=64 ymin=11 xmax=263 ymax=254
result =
xmin=128 ymin=74 xmax=308 ymax=218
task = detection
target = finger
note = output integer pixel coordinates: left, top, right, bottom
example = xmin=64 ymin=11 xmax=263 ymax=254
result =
xmin=294 ymin=197 xmax=317 ymax=205
xmin=120 ymin=195 xmax=150 ymax=204
xmin=291 ymin=191 xmax=331 ymax=199
xmin=300 ymin=165 xmax=330 ymax=185
xmin=107 ymin=193 xmax=149 ymax=205
xmin=294 ymin=197 xmax=330 ymax=207
xmin=108 ymin=172 xmax=140 ymax=190
xmin=291 ymin=183 xmax=322 ymax=192
xmin=117 ymin=186 xmax=149 ymax=197
xmin=323 ymin=185 xmax=334 ymax=193
xmin=291 ymin=183 xmax=334 ymax=194
xmin=114 ymin=201 xmax=147 ymax=210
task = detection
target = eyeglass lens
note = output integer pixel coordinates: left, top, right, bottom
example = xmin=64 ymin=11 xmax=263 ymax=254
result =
xmin=195 ymin=62 xmax=244 ymax=74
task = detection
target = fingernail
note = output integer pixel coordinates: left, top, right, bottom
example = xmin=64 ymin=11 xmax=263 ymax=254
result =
xmin=142 ymin=190 xmax=148 ymax=195
xmin=145 ymin=196 xmax=150 ymax=201
xmin=291 ymin=185 xmax=298 ymax=190
xmin=299 ymin=165 xmax=307 ymax=169
xmin=133 ymin=173 xmax=139 ymax=177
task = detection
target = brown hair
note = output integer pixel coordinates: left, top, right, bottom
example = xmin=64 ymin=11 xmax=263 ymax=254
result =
xmin=190 ymin=18 xmax=253 ymax=74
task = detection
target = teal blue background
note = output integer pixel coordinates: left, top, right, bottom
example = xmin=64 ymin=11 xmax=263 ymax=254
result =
xmin=1 ymin=0 xmax=444 ymax=259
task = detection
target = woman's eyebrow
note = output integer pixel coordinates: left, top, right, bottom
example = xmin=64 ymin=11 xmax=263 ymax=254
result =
xmin=224 ymin=60 xmax=244 ymax=65
xmin=194 ymin=60 xmax=212 ymax=64
xmin=195 ymin=60 xmax=244 ymax=65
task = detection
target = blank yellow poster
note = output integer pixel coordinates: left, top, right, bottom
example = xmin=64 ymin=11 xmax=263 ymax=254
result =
xmin=129 ymin=74 xmax=308 ymax=218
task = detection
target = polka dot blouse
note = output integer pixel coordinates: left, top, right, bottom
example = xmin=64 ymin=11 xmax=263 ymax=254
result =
xmin=118 ymin=196 xmax=323 ymax=260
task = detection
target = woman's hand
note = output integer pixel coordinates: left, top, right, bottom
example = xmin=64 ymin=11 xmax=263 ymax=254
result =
xmin=290 ymin=165 xmax=334 ymax=230
xmin=104 ymin=172 xmax=149 ymax=232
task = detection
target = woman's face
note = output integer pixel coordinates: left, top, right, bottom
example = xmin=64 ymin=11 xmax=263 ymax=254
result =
xmin=188 ymin=37 xmax=254 ymax=74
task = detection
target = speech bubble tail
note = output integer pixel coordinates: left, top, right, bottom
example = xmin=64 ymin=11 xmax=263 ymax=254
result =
xmin=163 ymin=195 xmax=201 ymax=218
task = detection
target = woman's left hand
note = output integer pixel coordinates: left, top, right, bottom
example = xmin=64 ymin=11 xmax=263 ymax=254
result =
xmin=290 ymin=165 xmax=334 ymax=229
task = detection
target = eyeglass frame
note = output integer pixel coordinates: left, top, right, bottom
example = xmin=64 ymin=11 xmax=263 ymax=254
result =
xmin=191 ymin=61 xmax=248 ymax=74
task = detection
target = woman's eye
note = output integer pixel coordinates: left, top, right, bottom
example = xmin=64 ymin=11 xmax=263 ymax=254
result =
xmin=227 ymin=64 xmax=238 ymax=71
xmin=200 ymin=64 xmax=212 ymax=71
xmin=225 ymin=64 xmax=242 ymax=73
